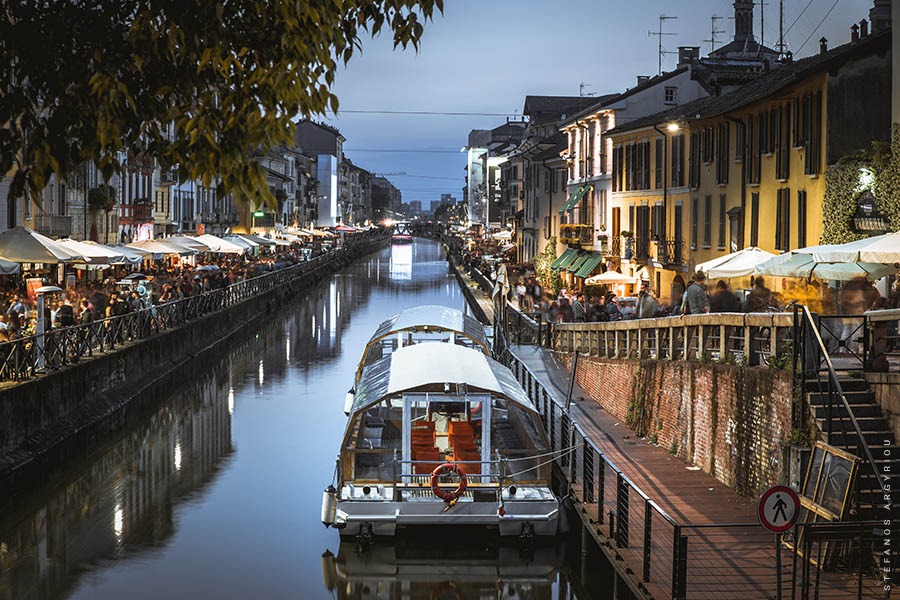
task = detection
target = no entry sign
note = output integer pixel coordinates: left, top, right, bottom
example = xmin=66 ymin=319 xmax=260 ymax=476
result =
xmin=758 ymin=485 xmax=800 ymax=533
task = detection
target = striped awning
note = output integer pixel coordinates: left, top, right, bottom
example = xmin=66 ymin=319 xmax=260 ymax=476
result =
xmin=574 ymin=252 xmax=604 ymax=278
xmin=550 ymin=248 xmax=577 ymax=271
xmin=558 ymin=185 xmax=592 ymax=214
xmin=566 ymin=252 xmax=591 ymax=273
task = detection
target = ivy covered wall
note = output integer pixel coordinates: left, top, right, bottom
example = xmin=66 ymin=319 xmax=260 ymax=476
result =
xmin=821 ymin=123 xmax=900 ymax=244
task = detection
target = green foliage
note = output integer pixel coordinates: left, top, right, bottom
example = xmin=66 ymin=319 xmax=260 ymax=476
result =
xmin=532 ymin=236 xmax=562 ymax=296
xmin=764 ymin=341 xmax=792 ymax=370
xmin=822 ymin=129 xmax=900 ymax=243
xmin=1 ymin=0 xmax=442 ymax=206
xmin=87 ymin=184 xmax=117 ymax=211
xmin=648 ymin=433 xmax=658 ymax=444
xmin=668 ymin=441 xmax=678 ymax=456
xmin=785 ymin=427 xmax=811 ymax=447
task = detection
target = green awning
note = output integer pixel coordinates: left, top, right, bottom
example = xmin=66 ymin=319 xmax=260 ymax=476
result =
xmin=550 ymin=248 xmax=578 ymax=271
xmin=566 ymin=252 xmax=591 ymax=273
xmin=558 ymin=185 xmax=592 ymax=214
xmin=574 ymin=253 xmax=604 ymax=278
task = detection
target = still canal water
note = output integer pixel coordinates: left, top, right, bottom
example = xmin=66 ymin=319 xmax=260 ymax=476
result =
xmin=1 ymin=240 xmax=616 ymax=600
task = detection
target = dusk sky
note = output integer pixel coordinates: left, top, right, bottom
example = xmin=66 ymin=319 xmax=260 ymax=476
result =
xmin=322 ymin=0 xmax=874 ymax=210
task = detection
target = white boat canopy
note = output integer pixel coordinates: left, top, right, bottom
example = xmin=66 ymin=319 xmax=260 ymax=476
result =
xmin=349 ymin=343 xmax=535 ymax=420
xmin=357 ymin=305 xmax=490 ymax=378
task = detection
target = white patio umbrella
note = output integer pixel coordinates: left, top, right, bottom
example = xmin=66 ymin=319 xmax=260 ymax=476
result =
xmin=696 ymin=247 xmax=777 ymax=278
xmin=224 ymin=235 xmax=256 ymax=250
xmin=492 ymin=263 xmax=510 ymax=299
xmin=166 ymin=235 xmax=214 ymax=252
xmin=492 ymin=230 xmax=513 ymax=240
xmin=194 ymin=234 xmax=246 ymax=254
xmin=753 ymin=251 xmax=896 ymax=282
xmin=107 ymin=244 xmax=150 ymax=264
xmin=585 ymin=271 xmax=637 ymax=285
xmin=0 ymin=258 xmax=20 ymax=274
xmin=809 ymin=231 xmax=900 ymax=264
xmin=0 ymin=227 xmax=83 ymax=263
xmin=240 ymin=234 xmax=276 ymax=246
xmin=127 ymin=239 xmax=196 ymax=256
xmin=56 ymin=238 xmax=128 ymax=264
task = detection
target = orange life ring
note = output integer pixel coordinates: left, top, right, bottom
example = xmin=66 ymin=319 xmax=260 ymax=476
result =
xmin=430 ymin=462 xmax=468 ymax=502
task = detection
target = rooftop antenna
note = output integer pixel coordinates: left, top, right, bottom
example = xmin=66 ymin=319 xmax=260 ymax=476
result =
xmin=579 ymin=83 xmax=597 ymax=97
xmin=756 ymin=1 xmax=769 ymax=47
xmin=703 ymin=14 xmax=726 ymax=52
xmin=777 ymin=0 xmax=785 ymax=57
xmin=648 ymin=15 xmax=678 ymax=75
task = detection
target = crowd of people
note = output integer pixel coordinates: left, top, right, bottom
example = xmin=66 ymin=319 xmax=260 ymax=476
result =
xmin=0 ymin=243 xmax=332 ymax=341
xmin=458 ymin=243 xmax=900 ymax=324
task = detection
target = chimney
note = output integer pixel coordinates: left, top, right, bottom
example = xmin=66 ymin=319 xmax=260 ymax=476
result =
xmin=860 ymin=18 xmax=869 ymax=38
xmin=869 ymin=0 xmax=891 ymax=33
xmin=851 ymin=23 xmax=859 ymax=43
xmin=819 ymin=37 xmax=828 ymax=55
xmin=636 ymin=75 xmax=650 ymax=86
xmin=733 ymin=0 xmax=755 ymax=42
xmin=678 ymin=46 xmax=701 ymax=65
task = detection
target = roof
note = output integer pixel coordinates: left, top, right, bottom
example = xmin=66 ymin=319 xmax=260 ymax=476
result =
xmin=709 ymin=38 xmax=778 ymax=59
xmin=358 ymin=306 xmax=489 ymax=378
xmin=607 ymin=29 xmax=891 ymax=136
xmin=561 ymin=68 xmax=689 ymax=126
xmin=348 ymin=344 xmax=535 ymax=418
xmin=524 ymin=95 xmax=610 ymax=124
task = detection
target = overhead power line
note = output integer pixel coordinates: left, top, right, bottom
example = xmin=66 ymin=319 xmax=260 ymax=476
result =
xmin=344 ymin=148 xmax=462 ymax=154
xmin=797 ymin=0 xmax=841 ymax=53
xmin=784 ymin=0 xmax=814 ymax=37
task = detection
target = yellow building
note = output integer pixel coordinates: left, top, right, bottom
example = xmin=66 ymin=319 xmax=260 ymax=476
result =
xmin=606 ymin=28 xmax=892 ymax=305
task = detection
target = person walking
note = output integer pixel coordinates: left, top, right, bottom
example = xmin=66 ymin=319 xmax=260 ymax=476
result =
xmin=709 ymin=280 xmax=742 ymax=313
xmin=682 ymin=272 xmax=710 ymax=314
xmin=637 ymin=281 xmax=659 ymax=318
xmin=746 ymin=276 xmax=778 ymax=312
xmin=572 ymin=293 xmax=586 ymax=322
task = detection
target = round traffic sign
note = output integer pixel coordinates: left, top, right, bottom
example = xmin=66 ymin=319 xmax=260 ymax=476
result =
xmin=758 ymin=485 xmax=800 ymax=533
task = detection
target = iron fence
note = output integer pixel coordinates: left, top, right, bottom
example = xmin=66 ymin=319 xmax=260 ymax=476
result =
xmin=0 ymin=234 xmax=386 ymax=383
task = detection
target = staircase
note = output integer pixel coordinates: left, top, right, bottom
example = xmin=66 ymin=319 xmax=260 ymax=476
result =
xmin=806 ymin=373 xmax=898 ymax=516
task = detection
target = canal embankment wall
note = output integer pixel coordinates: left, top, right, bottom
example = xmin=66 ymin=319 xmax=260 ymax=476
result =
xmin=0 ymin=236 xmax=388 ymax=489
xmin=552 ymin=352 xmax=793 ymax=499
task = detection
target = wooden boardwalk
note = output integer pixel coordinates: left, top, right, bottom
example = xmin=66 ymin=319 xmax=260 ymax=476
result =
xmin=510 ymin=345 xmax=887 ymax=600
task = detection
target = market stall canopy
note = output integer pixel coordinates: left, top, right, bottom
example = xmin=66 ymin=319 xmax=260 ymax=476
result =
xmin=0 ymin=227 xmax=84 ymax=264
xmin=166 ymin=235 xmax=214 ymax=252
xmin=335 ymin=225 xmax=357 ymax=232
xmin=584 ymin=271 xmax=637 ymax=285
xmin=279 ymin=233 xmax=305 ymax=243
xmin=57 ymin=239 xmax=128 ymax=265
xmin=753 ymin=251 xmax=896 ymax=282
xmin=194 ymin=234 xmax=246 ymax=254
xmin=696 ymin=247 xmax=777 ymax=279
xmin=809 ymin=232 xmax=900 ymax=264
xmin=269 ymin=237 xmax=291 ymax=246
xmin=127 ymin=239 xmax=196 ymax=256
xmin=492 ymin=230 xmax=513 ymax=240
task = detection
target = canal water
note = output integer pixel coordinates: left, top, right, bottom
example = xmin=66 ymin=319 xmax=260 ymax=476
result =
xmin=0 ymin=240 xmax=618 ymax=600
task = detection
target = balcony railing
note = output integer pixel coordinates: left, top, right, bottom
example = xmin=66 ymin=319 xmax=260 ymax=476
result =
xmin=33 ymin=214 xmax=72 ymax=238
xmin=656 ymin=237 xmax=685 ymax=265
xmin=560 ymin=223 xmax=593 ymax=247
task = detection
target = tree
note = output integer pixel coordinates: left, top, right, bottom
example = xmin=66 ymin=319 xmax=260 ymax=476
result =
xmin=533 ymin=236 xmax=562 ymax=296
xmin=0 ymin=0 xmax=442 ymax=206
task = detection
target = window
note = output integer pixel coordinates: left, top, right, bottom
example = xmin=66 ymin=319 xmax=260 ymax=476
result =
xmin=58 ymin=182 xmax=67 ymax=216
xmin=664 ymin=86 xmax=677 ymax=104
xmin=588 ymin=121 xmax=596 ymax=176
xmin=758 ymin=110 xmax=768 ymax=155
xmin=769 ymin=108 xmax=778 ymax=154
xmin=640 ymin=141 xmax=651 ymax=190
xmin=718 ymin=194 xmax=726 ymax=249
xmin=775 ymin=104 xmax=791 ymax=180
xmin=612 ymin=145 xmax=621 ymax=192
xmin=716 ymin=123 xmax=730 ymax=185
xmin=651 ymin=203 xmax=664 ymax=239
xmin=775 ymin=189 xmax=791 ymax=251
xmin=689 ymin=132 xmax=700 ymax=188
xmin=690 ymin=196 xmax=699 ymax=249
xmin=654 ymin=138 xmax=663 ymax=189
xmin=750 ymin=192 xmax=759 ymax=246
xmin=598 ymin=189 xmax=607 ymax=230
xmin=797 ymin=190 xmax=807 ymax=248
xmin=792 ymin=98 xmax=801 ymax=147
xmin=672 ymin=134 xmax=685 ymax=187
xmin=735 ymin=121 xmax=745 ymax=162
xmin=805 ymin=91 xmax=822 ymax=175
xmin=702 ymin=127 xmax=714 ymax=163
xmin=703 ymin=194 xmax=711 ymax=247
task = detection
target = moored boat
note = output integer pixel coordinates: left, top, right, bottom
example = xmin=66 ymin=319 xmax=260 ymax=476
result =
xmin=323 ymin=341 xmax=559 ymax=539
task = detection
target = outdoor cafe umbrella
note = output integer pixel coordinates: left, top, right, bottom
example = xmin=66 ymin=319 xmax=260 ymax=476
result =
xmin=127 ymin=239 xmax=196 ymax=256
xmin=585 ymin=271 xmax=637 ymax=285
xmin=696 ymin=247 xmax=776 ymax=279
xmin=166 ymin=235 xmax=214 ymax=253
xmin=194 ymin=234 xmax=246 ymax=254
xmin=0 ymin=226 xmax=83 ymax=263
xmin=0 ymin=258 xmax=20 ymax=274
xmin=107 ymin=244 xmax=150 ymax=264
xmin=492 ymin=263 xmax=510 ymax=299
xmin=753 ymin=251 xmax=896 ymax=282
xmin=56 ymin=238 xmax=128 ymax=265
xmin=492 ymin=230 xmax=513 ymax=240
xmin=808 ymin=231 xmax=900 ymax=264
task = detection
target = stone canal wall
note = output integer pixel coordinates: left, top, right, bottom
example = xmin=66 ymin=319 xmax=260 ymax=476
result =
xmin=553 ymin=352 xmax=793 ymax=499
xmin=0 ymin=236 xmax=388 ymax=485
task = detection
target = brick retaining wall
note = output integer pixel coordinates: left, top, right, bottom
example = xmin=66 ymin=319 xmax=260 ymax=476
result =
xmin=554 ymin=352 xmax=793 ymax=499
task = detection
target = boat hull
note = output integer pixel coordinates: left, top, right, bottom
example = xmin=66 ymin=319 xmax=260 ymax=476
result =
xmin=334 ymin=497 xmax=559 ymax=537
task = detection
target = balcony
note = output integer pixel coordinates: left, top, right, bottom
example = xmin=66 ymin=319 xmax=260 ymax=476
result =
xmin=33 ymin=214 xmax=72 ymax=238
xmin=655 ymin=238 xmax=685 ymax=265
xmin=559 ymin=223 xmax=593 ymax=247
xmin=251 ymin=212 xmax=276 ymax=228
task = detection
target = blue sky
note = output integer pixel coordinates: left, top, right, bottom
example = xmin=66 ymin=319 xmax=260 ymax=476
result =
xmin=321 ymin=0 xmax=875 ymax=208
